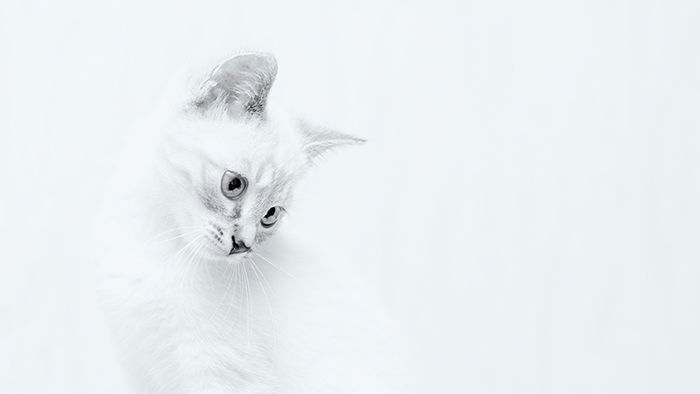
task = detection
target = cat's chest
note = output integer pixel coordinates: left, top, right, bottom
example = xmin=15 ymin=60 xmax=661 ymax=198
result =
xmin=121 ymin=273 xmax=267 ymax=343
xmin=104 ymin=273 xmax=277 ymax=391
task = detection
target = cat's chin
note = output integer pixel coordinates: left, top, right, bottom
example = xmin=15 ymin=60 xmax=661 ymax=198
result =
xmin=200 ymin=247 xmax=250 ymax=265
xmin=220 ymin=254 xmax=249 ymax=264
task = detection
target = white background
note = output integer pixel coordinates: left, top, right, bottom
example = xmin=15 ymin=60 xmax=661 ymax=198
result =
xmin=1 ymin=0 xmax=699 ymax=393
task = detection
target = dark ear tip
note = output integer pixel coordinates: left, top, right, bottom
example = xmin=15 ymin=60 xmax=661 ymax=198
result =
xmin=220 ymin=52 xmax=278 ymax=74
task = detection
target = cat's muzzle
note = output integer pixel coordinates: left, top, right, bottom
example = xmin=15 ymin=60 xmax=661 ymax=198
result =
xmin=229 ymin=235 xmax=251 ymax=255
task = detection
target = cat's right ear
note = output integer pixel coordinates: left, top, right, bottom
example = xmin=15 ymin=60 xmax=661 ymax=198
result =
xmin=189 ymin=53 xmax=278 ymax=119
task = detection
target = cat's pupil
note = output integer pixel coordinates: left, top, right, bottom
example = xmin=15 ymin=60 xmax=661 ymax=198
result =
xmin=228 ymin=177 xmax=241 ymax=191
xmin=265 ymin=207 xmax=275 ymax=218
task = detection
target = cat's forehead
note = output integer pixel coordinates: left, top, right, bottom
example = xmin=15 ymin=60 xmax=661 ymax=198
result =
xmin=174 ymin=116 xmax=304 ymax=172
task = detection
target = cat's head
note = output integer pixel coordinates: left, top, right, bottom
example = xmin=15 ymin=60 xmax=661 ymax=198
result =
xmin=158 ymin=53 xmax=362 ymax=262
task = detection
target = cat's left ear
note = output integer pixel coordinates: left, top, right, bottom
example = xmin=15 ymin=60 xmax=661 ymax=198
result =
xmin=298 ymin=119 xmax=365 ymax=164
xmin=190 ymin=53 xmax=278 ymax=118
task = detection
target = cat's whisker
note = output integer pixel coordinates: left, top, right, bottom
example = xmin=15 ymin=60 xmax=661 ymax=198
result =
xmin=220 ymin=259 xmax=239 ymax=322
xmin=191 ymin=244 xmax=209 ymax=296
xmin=249 ymin=256 xmax=277 ymax=302
xmin=201 ymin=247 xmax=214 ymax=281
xmin=183 ymin=241 xmax=208 ymax=290
xmin=212 ymin=260 xmax=244 ymax=338
xmin=241 ymin=261 xmax=253 ymax=342
xmin=253 ymin=252 xmax=295 ymax=279
xmin=177 ymin=242 xmax=205 ymax=325
xmin=145 ymin=226 xmax=204 ymax=243
xmin=166 ymin=234 xmax=204 ymax=264
xmin=179 ymin=241 xmax=201 ymax=289
xmin=182 ymin=242 xmax=209 ymax=327
xmin=165 ymin=234 xmax=205 ymax=289
xmin=234 ymin=261 xmax=243 ymax=324
xmin=226 ymin=261 xmax=244 ymax=329
xmin=249 ymin=258 xmax=277 ymax=341
xmin=249 ymin=257 xmax=276 ymax=298
xmin=149 ymin=228 xmax=204 ymax=245
xmin=170 ymin=237 xmax=201 ymax=264
xmin=195 ymin=243 xmax=210 ymax=283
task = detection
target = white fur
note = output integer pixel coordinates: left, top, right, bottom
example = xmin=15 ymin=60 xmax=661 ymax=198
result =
xmin=96 ymin=56 xmax=410 ymax=393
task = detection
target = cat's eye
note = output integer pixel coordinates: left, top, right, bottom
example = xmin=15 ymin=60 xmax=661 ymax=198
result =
xmin=221 ymin=170 xmax=247 ymax=199
xmin=261 ymin=206 xmax=282 ymax=228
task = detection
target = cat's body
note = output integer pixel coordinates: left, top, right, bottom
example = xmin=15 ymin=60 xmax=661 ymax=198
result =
xmin=96 ymin=54 xmax=408 ymax=393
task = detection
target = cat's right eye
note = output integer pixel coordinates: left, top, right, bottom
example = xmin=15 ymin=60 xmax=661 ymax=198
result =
xmin=221 ymin=170 xmax=247 ymax=199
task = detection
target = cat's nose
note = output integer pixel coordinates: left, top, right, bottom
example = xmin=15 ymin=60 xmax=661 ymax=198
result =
xmin=229 ymin=235 xmax=251 ymax=255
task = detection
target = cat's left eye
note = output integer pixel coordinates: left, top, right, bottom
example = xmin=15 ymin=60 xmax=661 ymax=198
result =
xmin=221 ymin=170 xmax=247 ymax=199
xmin=261 ymin=206 xmax=282 ymax=228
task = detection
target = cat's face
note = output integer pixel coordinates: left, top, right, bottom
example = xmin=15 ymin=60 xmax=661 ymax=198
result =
xmin=163 ymin=117 xmax=304 ymax=261
xmin=159 ymin=53 xmax=362 ymax=263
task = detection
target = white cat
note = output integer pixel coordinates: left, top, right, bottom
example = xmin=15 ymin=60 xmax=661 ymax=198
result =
xmin=97 ymin=53 xmax=410 ymax=393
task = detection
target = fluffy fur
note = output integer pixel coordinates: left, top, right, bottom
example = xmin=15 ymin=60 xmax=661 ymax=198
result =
xmin=96 ymin=53 xmax=408 ymax=393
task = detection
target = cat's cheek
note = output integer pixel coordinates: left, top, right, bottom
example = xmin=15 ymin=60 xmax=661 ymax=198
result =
xmin=255 ymin=230 xmax=271 ymax=245
xmin=256 ymin=224 xmax=281 ymax=244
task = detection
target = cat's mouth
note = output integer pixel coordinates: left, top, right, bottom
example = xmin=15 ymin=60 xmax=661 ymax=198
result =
xmin=228 ymin=247 xmax=250 ymax=255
